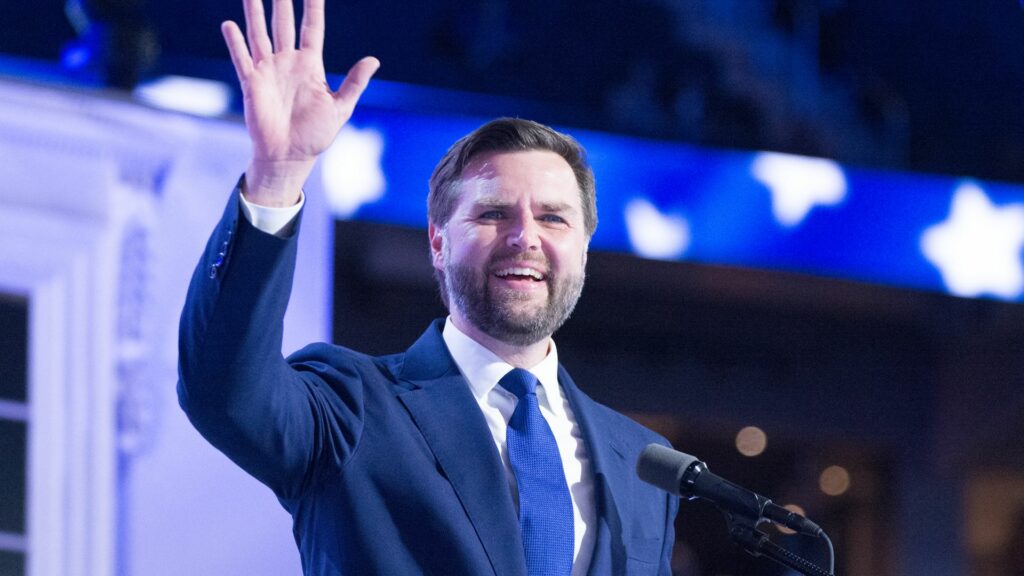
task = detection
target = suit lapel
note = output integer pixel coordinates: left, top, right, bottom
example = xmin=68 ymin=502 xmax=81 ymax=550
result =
xmin=557 ymin=366 xmax=630 ymax=575
xmin=396 ymin=322 xmax=526 ymax=576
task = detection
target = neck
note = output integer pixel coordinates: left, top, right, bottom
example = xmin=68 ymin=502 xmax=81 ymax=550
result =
xmin=450 ymin=313 xmax=551 ymax=368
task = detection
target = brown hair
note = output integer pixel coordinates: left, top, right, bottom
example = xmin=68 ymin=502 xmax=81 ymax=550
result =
xmin=428 ymin=117 xmax=597 ymax=237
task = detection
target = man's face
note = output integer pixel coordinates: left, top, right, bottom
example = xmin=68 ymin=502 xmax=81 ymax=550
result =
xmin=429 ymin=150 xmax=589 ymax=346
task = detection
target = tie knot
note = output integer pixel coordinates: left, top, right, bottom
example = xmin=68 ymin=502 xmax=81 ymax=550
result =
xmin=499 ymin=368 xmax=539 ymax=399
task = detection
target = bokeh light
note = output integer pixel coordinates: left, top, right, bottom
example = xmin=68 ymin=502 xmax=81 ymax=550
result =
xmin=735 ymin=426 xmax=768 ymax=457
xmin=819 ymin=465 xmax=852 ymax=496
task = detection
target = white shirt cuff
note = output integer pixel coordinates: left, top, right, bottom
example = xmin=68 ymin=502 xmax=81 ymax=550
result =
xmin=238 ymin=190 xmax=305 ymax=237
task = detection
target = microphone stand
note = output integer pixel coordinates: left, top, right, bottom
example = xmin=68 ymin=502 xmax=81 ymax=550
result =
xmin=725 ymin=515 xmax=835 ymax=576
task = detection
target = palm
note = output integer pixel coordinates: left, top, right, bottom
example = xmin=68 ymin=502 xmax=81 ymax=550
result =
xmin=243 ymin=51 xmax=341 ymax=162
xmin=221 ymin=0 xmax=378 ymax=202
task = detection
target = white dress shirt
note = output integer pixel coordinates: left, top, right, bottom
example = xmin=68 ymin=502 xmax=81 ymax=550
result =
xmin=238 ymin=189 xmax=304 ymax=236
xmin=242 ymin=191 xmax=597 ymax=574
xmin=442 ymin=320 xmax=596 ymax=576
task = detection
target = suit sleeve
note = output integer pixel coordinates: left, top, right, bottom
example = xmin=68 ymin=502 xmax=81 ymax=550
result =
xmin=176 ymin=185 xmax=363 ymax=500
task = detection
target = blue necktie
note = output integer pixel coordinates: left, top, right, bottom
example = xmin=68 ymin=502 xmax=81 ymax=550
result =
xmin=501 ymin=368 xmax=574 ymax=576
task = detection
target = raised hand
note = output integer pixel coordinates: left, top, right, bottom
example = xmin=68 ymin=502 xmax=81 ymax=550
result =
xmin=221 ymin=0 xmax=379 ymax=206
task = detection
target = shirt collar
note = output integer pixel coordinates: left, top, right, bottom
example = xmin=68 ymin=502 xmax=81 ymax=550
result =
xmin=442 ymin=317 xmax=564 ymax=414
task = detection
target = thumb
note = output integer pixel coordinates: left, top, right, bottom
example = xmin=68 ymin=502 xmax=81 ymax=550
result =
xmin=334 ymin=56 xmax=380 ymax=116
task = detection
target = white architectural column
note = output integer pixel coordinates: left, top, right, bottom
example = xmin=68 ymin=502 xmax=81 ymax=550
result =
xmin=0 ymin=77 xmax=332 ymax=575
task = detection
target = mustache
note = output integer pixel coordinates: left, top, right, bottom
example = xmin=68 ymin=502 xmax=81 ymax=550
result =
xmin=487 ymin=251 xmax=550 ymax=273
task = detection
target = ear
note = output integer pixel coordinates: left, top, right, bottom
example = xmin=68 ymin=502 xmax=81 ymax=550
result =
xmin=428 ymin=221 xmax=445 ymax=272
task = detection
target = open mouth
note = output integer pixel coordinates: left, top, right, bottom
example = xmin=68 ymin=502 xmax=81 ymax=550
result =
xmin=493 ymin=267 xmax=546 ymax=282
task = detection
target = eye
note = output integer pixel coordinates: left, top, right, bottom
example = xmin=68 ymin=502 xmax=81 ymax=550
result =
xmin=478 ymin=210 xmax=506 ymax=220
xmin=540 ymin=214 xmax=567 ymax=224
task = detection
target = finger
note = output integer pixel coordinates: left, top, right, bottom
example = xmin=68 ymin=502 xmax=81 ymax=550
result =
xmin=333 ymin=57 xmax=380 ymax=116
xmin=221 ymin=21 xmax=254 ymax=82
xmin=298 ymin=0 xmax=325 ymax=53
xmin=271 ymin=0 xmax=296 ymax=52
xmin=242 ymin=0 xmax=273 ymax=62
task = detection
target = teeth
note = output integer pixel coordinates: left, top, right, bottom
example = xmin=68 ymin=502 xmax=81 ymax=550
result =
xmin=495 ymin=267 xmax=544 ymax=280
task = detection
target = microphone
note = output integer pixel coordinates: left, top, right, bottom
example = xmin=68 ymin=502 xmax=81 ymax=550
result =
xmin=637 ymin=444 xmax=822 ymax=537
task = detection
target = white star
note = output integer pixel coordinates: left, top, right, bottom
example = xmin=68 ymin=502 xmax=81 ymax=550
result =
xmin=133 ymin=75 xmax=232 ymax=117
xmin=750 ymin=152 xmax=847 ymax=227
xmin=624 ymin=198 xmax=690 ymax=260
xmin=921 ymin=183 xmax=1024 ymax=299
xmin=321 ymin=125 xmax=386 ymax=218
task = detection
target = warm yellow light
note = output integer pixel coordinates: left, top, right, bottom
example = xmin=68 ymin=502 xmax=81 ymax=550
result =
xmin=735 ymin=426 xmax=768 ymax=457
xmin=819 ymin=465 xmax=851 ymax=496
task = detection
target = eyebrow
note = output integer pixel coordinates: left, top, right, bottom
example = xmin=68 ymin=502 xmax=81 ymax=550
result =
xmin=539 ymin=201 xmax=576 ymax=213
xmin=473 ymin=198 xmax=578 ymax=213
xmin=473 ymin=198 xmax=512 ymax=208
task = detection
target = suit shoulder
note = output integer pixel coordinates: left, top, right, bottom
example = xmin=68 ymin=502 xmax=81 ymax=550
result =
xmin=285 ymin=342 xmax=406 ymax=384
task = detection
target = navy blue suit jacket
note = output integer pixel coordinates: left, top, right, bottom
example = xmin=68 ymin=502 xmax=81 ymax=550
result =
xmin=177 ymin=190 xmax=678 ymax=575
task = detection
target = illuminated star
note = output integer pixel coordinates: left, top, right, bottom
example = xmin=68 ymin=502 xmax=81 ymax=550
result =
xmin=750 ymin=152 xmax=847 ymax=227
xmin=133 ymin=75 xmax=232 ymax=117
xmin=624 ymin=198 xmax=690 ymax=260
xmin=321 ymin=125 xmax=386 ymax=218
xmin=921 ymin=182 xmax=1024 ymax=299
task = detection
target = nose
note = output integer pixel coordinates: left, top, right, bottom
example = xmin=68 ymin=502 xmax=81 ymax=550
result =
xmin=507 ymin=214 xmax=541 ymax=251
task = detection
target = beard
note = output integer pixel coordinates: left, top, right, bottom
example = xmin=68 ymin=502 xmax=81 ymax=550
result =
xmin=444 ymin=252 xmax=585 ymax=346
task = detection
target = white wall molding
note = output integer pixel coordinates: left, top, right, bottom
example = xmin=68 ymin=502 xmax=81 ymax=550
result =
xmin=0 ymin=76 xmax=329 ymax=575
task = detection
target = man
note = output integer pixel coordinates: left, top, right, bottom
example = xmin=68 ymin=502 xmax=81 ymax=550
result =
xmin=177 ymin=0 xmax=678 ymax=574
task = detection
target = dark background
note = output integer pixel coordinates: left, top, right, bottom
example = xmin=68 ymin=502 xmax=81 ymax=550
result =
xmin=6 ymin=1 xmax=1024 ymax=181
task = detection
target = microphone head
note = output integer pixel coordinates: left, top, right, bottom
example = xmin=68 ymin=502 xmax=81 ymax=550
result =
xmin=637 ymin=444 xmax=700 ymax=497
